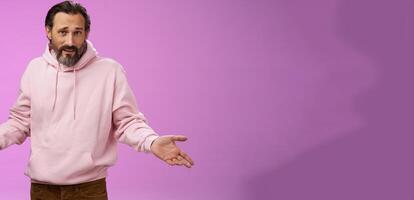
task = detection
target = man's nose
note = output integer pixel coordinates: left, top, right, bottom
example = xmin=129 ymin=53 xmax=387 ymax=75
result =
xmin=65 ymin=34 xmax=74 ymax=46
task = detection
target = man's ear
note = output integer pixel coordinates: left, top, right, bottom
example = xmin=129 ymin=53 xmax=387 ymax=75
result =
xmin=85 ymin=31 xmax=89 ymax=40
xmin=45 ymin=26 xmax=52 ymax=40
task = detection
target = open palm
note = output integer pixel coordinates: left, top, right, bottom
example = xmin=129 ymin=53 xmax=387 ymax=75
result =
xmin=150 ymin=135 xmax=194 ymax=168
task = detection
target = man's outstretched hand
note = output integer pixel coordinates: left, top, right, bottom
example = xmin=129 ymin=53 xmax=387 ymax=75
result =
xmin=150 ymin=135 xmax=194 ymax=168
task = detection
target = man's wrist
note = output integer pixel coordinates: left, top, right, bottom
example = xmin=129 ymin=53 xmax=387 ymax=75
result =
xmin=149 ymin=136 xmax=159 ymax=152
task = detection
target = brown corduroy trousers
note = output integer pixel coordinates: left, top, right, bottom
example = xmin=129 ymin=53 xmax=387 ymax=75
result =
xmin=30 ymin=178 xmax=108 ymax=200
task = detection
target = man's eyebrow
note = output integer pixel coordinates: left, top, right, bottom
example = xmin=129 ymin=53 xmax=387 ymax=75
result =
xmin=57 ymin=27 xmax=68 ymax=31
xmin=56 ymin=27 xmax=84 ymax=31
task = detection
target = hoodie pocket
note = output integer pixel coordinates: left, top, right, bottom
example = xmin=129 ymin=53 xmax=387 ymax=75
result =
xmin=26 ymin=147 xmax=95 ymax=184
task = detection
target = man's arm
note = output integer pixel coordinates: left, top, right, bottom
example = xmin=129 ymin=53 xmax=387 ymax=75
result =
xmin=111 ymin=66 xmax=159 ymax=153
xmin=0 ymin=67 xmax=31 ymax=150
xmin=111 ymin=65 xmax=194 ymax=168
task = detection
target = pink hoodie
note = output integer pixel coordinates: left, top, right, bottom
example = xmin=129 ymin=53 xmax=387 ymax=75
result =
xmin=0 ymin=40 xmax=159 ymax=184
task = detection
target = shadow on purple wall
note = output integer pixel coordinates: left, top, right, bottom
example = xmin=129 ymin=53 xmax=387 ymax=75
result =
xmin=243 ymin=0 xmax=414 ymax=199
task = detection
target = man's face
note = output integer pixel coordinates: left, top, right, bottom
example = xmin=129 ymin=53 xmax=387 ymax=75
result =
xmin=46 ymin=12 xmax=88 ymax=67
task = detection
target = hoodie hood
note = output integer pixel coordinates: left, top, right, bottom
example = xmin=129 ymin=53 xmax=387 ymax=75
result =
xmin=42 ymin=40 xmax=98 ymax=120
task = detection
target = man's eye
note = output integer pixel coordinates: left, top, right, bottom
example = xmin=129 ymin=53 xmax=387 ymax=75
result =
xmin=58 ymin=31 xmax=67 ymax=35
xmin=74 ymin=31 xmax=82 ymax=35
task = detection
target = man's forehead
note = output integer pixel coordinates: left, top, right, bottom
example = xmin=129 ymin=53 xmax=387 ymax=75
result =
xmin=53 ymin=12 xmax=85 ymax=29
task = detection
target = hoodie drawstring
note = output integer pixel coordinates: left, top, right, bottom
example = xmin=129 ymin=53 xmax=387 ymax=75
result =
xmin=52 ymin=68 xmax=59 ymax=111
xmin=73 ymin=68 xmax=77 ymax=120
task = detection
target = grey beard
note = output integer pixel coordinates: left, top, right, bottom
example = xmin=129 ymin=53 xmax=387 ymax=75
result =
xmin=51 ymin=42 xmax=87 ymax=67
xmin=58 ymin=54 xmax=80 ymax=67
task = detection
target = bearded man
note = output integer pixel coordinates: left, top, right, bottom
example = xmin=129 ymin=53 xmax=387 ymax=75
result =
xmin=0 ymin=1 xmax=194 ymax=199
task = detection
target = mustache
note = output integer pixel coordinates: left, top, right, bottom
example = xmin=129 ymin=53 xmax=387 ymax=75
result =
xmin=59 ymin=45 xmax=79 ymax=53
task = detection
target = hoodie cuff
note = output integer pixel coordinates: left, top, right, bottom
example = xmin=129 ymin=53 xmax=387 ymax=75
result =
xmin=144 ymin=135 xmax=160 ymax=153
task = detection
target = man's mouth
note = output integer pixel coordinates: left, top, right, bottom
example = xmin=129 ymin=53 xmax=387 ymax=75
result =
xmin=62 ymin=49 xmax=76 ymax=55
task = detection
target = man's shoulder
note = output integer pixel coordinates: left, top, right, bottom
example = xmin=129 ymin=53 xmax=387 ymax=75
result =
xmin=23 ymin=57 xmax=47 ymax=74
xmin=27 ymin=57 xmax=46 ymax=66
xmin=93 ymin=57 xmax=121 ymax=66
xmin=92 ymin=56 xmax=126 ymax=72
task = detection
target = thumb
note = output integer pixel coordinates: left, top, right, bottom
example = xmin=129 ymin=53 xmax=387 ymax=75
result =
xmin=172 ymin=135 xmax=188 ymax=142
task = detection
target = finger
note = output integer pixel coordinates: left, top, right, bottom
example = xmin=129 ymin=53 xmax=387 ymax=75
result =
xmin=180 ymin=152 xmax=194 ymax=165
xmin=183 ymin=157 xmax=193 ymax=167
xmin=167 ymin=156 xmax=192 ymax=168
xmin=180 ymin=157 xmax=193 ymax=167
xmin=166 ymin=159 xmax=174 ymax=166
xmin=172 ymin=135 xmax=188 ymax=142
xmin=177 ymin=155 xmax=184 ymax=161
xmin=180 ymin=160 xmax=192 ymax=168
xmin=163 ymin=154 xmax=179 ymax=161
xmin=172 ymin=158 xmax=185 ymax=166
xmin=182 ymin=159 xmax=192 ymax=168
xmin=172 ymin=158 xmax=178 ymax=163
xmin=175 ymin=158 xmax=192 ymax=168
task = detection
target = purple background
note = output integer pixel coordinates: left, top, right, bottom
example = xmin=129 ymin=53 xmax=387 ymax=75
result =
xmin=0 ymin=0 xmax=413 ymax=199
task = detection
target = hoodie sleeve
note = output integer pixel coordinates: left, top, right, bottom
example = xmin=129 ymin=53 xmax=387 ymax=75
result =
xmin=112 ymin=66 xmax=159 ymax=153
xmin=0 ymin=66 xmax=31 ymax=150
